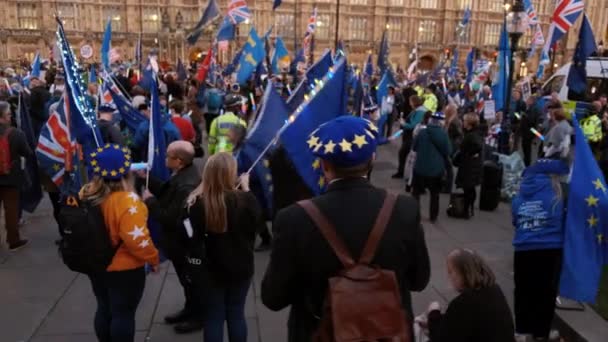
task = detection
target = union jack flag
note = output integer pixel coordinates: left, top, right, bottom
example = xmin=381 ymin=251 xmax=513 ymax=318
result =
xmin=303 ymin=7 xmax=317 ymax=49
xmin=543 ymin=0 xmax=585 ymax=55
xmin=36 ymin=93 xmax=78 ymax=188
xmin=523 ymin=0 xmax=539 ymax=26
xmin=226 ymin=0 xmax=251 ymax=25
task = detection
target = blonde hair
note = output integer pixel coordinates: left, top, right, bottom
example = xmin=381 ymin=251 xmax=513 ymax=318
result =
xmin=189 ymin=152 xmax=237 ymax=233
xmin=448 ymin=248 xmax=496 ymax=291
xmin=79 ymin=174 xmax=134 ymax=206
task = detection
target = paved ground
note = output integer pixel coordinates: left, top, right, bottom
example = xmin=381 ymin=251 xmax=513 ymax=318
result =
xmin=1 ymin=142 xmax=607 ymax=342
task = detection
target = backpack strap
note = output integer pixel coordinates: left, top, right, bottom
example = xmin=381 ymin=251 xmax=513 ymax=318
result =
xmin=298 ymin=200 xmax=356 ymax=268
xmin=359 ymin=193 xmax=397 ymax=265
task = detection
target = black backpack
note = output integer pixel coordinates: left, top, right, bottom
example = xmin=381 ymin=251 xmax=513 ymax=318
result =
xmin=58 ymin=199 xmax=120 ymax=274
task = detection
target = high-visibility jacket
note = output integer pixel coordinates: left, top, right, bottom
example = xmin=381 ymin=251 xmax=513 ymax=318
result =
xmin=423 ymin=93 xmax=438 ymax=113
xmin=208 ymin=112 xmax=247 ymax=155
xmin=581 ymin=114 xmax=602 ymax=143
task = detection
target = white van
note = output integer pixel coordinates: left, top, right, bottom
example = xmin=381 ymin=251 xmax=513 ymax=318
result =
xmin=542 ymin=57 xmax=608 ymax=102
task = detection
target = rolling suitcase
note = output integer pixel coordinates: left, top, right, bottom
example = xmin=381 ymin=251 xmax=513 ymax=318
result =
xmin=479 ymin=160 xmax=502 ymax=211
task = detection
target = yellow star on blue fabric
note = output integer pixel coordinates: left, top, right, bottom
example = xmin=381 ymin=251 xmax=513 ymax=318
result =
xmin=312 ymin=159 xmax=320 ymax=170
xmin=586 ymin=194 xmax=599 ymax=207
xmin=318 ymin=176 xmax=325 ymax=188
xmin=352 ymin=134 xmax=368 ymax=148
xmin=598 ymin=234 xmax=604 ymax=245
xmin=588 ymin=214 xmax=599 ymax=228
xmin=339 ymin=139 xmax=353 ymax=152
xmin=593 ymin=178 xmax=606 ymax=192
xmin=324 ymin=140 xmax=336 ymax=154
xmin=307 ymin=135 xmax=320 ymax=149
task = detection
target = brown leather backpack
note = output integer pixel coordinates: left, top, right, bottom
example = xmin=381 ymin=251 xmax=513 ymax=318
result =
xmin=298 ymin=193 xmax=411 ymax=342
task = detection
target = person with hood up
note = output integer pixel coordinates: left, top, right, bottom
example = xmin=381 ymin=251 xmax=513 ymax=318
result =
xmin=511 ymin=159 xmax=569 ymax=342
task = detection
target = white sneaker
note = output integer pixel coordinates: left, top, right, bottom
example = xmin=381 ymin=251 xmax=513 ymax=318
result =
xmin=548 ymin=329 xmax=560 ymax=341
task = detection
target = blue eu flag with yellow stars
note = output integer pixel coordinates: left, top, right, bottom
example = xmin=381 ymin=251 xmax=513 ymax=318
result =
xmin=236 ymin=28 xmax=266 ymax=85
xmin=237 ymin=83 xmax=289 ymax=217
xmin=560 ymin=117 xmax=608 ymax=303
xmin=280 ymin=58 xmax=348 ymax=195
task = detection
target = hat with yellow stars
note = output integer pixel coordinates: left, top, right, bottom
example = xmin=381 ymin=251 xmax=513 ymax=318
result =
xmin=88 ymin=144 xmax=132 ymax=181
xmin=308 ymin=116 xmax=379 ymax=168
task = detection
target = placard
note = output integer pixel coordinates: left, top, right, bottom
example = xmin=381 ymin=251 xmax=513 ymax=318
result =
xmin=483 ymin=100 xmax=496 ymax=121
xmin=80 ymin=44 xmax=93 ymax=59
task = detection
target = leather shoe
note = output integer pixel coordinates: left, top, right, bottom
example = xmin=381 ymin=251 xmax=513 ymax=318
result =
xmin=164 ymin=309 xmax=190 ymax=324
xmin=174 ymin=319 xmax=204 ymax=334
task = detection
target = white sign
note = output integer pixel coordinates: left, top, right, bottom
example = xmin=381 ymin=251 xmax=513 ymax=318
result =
xmin=80 ymin=44 xmax=93 ymax=59
xmin=484 ymin=100 xmax=496 ymax=121
xmin=521 ymin=78 xmax=532 ymax=101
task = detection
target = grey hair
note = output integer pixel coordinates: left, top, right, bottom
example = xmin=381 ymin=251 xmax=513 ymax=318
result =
xmin=0 ymin=101 xmax=10 ymax=116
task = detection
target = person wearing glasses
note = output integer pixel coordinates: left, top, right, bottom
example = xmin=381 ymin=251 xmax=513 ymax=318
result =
xmin=138 ymin=141 xmax=203 ymax=334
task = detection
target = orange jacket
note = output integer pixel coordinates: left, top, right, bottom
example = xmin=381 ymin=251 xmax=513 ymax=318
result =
xmin=100 ymin=191 xmax=160 ymax=271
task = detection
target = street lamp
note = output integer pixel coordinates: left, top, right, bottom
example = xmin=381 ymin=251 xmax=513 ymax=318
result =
xmin=498 ymin=0 xmax=527 ymax=154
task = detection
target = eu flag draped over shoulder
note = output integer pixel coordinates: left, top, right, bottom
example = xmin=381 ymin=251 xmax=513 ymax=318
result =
xmin=18 ymin=92 xmax=42 ymax=212
xmin=492 ymin=20 xmax=510 ymax=112
xmin=147 ymin=74 xmax=170 ymax=181
xmin=186 ymin=0 xmax=220 ymax=45
xmin=236 ymin=28 xmax=265 ymax=85
xmin=560 ymin=117 xmax=608 ymax=303
xmin=237 ymin=83 xmax=289 ymax=216
xmin=567 ymin=14 xmax=596 ymax=95
xmin=280 ymin=58 xmax=348 ymax=195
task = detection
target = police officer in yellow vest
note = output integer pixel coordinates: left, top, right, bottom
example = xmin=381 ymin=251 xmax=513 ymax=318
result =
xmin=208 ymin=94 xmax=247 ymax=155
xmin=581 ymin=102 xmax=603 ymax=157
xmin=414 ymin=84 xmax=438 ymax=113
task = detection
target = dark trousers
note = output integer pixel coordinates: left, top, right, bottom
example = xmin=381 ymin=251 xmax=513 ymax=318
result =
xmin=397 ymin=132 xmax=413 ymax=175
xmin=204 ymin=113 xmax=219 ymax=135
xmin=412 ymin=173 xmax=442 ymax=221
xmin=514 ymin=249 xmax=563 ymax=339
xmin=171 ymin=255 xmax=204 ymax=319
xmin=204 ymin=278 xmax=251 ymax=342
xmin=385 ymin=112 xmax=395 ymax=137
xmin=0 ymin=186 xmax=21 ymax=245
xmin=48 ymin=191 xmax=63 ymax=237
xmin=259 ymin=226 xmax=272 ymax=244
xmin=89 ymin=267 xmax=146 ymax=342
xmin=463 ymin=187 xmax=477 ymax=215
xmin=522 ymin=137 xmax=533 ymax=167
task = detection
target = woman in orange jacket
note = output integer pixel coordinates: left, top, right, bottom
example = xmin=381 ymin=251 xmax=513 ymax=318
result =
xmin=80 ymin=144 xmax=159 ymax=342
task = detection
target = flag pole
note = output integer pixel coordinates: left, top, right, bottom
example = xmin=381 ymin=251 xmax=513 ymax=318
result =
xmin=334 ymin=0 xmax=340 ymax=50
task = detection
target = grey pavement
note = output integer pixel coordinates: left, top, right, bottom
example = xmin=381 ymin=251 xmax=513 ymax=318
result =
xmin=1 ymin=142 xmax=607 ymax=341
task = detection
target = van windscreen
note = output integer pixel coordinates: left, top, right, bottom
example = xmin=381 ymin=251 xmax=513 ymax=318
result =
xmin=567 ymin=77 xmax=608 ymax=102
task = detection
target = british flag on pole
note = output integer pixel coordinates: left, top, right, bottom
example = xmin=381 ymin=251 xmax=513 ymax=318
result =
xmin=542 ymin=0 xmax=585 ymax=56
xmin=227 ymin=0 xmax=251 ymax=25
xmin=302 ymin=7 xmax=317 ymax=51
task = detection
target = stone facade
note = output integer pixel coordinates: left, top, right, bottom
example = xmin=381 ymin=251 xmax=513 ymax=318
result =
xmin=1 ymin=0 xmax=608 ymax=72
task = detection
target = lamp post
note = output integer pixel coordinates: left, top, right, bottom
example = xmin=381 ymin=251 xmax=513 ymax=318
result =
xmin=498 ymin=0 xmax=527 ymax=154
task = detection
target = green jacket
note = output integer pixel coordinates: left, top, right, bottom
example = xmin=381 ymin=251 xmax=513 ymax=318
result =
xmin=413 ymin=125 xmax=451 ymax=178
xmin=208 ymin=112 xmax=247 ymax=155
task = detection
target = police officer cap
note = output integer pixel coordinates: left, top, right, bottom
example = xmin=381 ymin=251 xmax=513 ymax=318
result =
xmin=88 ymin=144 xmax=132 ymax=181
xmin=98 ymin=104 xmax=116 ymax=113
xmin=309 ymin=116 xmax=379 ymax=168
xmin=224 ymin=93 xmax=244 ymax=108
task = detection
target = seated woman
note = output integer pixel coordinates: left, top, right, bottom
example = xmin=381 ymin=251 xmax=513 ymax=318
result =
xmin=426 ymin=248 xmax=514 ymax=342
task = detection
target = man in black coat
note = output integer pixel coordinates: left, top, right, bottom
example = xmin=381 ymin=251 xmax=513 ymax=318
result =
xmin=141 ymin=141 xmax=202 ymax=334
xmin=28 ymin=77 xmax=50 ymax=139
xmin=262 ymin=116 xmax=431 ymax=342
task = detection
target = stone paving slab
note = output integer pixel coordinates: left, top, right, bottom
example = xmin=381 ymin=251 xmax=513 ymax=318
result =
xmin=1 ymin=142 xmax=607 ymax=341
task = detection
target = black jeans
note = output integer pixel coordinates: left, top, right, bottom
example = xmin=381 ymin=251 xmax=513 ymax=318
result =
xmin=412 ymin=173 xmax=442 ymax=221
xmin=514 ymin=249 xmax=563 ymax=339
xmin=89 ymin=267 xmax=146 ymax=342
xmin=463 ymin=187 xmax=477 ymax=215
xmin=522 ymin=136 xmax=533 ymax=167
xmin=396 ymin=131 xmax=413 ymax=175
xmin=171 ymin=255 xmax=204 ymax=319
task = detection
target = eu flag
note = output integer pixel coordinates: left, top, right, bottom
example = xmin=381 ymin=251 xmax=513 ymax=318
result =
xmin=103 ymin=77 xmax=146 ymax=134
xmin=567 ymin=15 xmax=597 ymax=95
xmin=101 ymin=18 xmax=112 ymax=70
xmin=31 ymin=53 xmax=41 ymax=78
xmin=223 ymin=46 xmax=244 ymax=76
xmin=237 ymin=83 xmax=289 ymax=216
xmin=364 ymin=53 xmax=373 ymax=80
xmin=18 ymin=92 xmax=42 ymax=213
xmin=147 ymin=74 xmax=170 ymax=181
xmin=492 ymin=20 xmax=510 ymax=112
xmin=235 ymin=28 xmax=266 ymax=85
xmin=465 ymin=48 xmax=475 ymax=83
xmin=560 ymin=117 xmax=608 ymax=303
xmin=377 ymin=29 xmax=390 ymax=75
xmin=280 ymin=58 xmax=347 ymax=194
xmin=271 ymin=36 xmax=289 ymax=74
xmin=186 ymin=0 xmax=221 ymax=45
xmin=286 ymin=50 xmax=334 ymax=112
